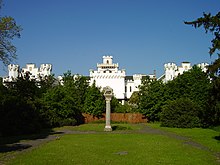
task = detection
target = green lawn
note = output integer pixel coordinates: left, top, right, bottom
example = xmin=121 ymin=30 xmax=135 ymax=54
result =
xmin=54 ymin=123 xmax=143 ymax=132
xmin=4 ymin=123 xmax=219 ymax=165
xmin=149 ymin=123 xmax=220 ymax=152
xmin=8 ymin=134 xmax=217 ymax=165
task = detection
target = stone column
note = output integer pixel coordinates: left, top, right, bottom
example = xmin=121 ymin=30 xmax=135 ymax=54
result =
xmin=103 ymin=86 xmax=113 ymax=132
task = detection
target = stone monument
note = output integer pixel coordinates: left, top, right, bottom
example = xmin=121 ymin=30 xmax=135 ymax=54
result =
xmin=103 ymin=86 xmax=113 ymax=131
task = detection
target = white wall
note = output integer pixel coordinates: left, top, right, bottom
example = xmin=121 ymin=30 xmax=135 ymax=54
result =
xmin=90 ymin=72 xmax=125 ymax=99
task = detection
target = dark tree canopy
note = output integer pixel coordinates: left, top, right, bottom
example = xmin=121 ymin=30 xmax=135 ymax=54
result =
xmin=0 ymin=1 xmax=22 ymax=65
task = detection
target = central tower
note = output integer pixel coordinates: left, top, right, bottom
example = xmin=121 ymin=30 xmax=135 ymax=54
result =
xmin=90 ymin=56 xmax=126 ymax=101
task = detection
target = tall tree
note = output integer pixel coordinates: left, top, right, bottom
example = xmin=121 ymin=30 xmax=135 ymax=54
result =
xmin=83 ymin=83 xmax=105 ymax=117
xmin=139 ymin=77 xmax=166 ymax=121
xmin=185 ymin=12 xmax=220 ymax=126
xmin=0 ymin=0 xmax=22 ymax=65
xmin=185 ymin=12 xmax=220 ymax=73
xmin=185 ymin=12 xmax=220 ymax=56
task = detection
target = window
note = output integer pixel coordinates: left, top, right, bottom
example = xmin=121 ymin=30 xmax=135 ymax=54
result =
xmin=130 ymin=86 xmax=132 ymax=92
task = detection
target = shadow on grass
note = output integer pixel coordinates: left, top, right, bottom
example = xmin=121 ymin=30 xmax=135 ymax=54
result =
xmin=112 ymin=125 xmax=132 ymax=131
xmin=0 ymin=129 xmax=64 ymax=153
xmin=214 ymin=136 xmax=220 ymax=141
xmin=0 ymin=144 xmax=32 ymax=153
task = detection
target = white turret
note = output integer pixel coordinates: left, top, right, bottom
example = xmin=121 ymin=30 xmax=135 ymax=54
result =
xmin=8 ymin=64 xmax=19 ymax=80
xmin=90 ymin=56 xmax=125 ymax=100
xmin=3 ymin=63 xmax=53 ymax=83
xmin=103 ymin=56 xmax=113 ymax=65
xmin=162 ymin=62 xmax=208 ymax=83
xmin=164 ymin=63 xmax=177 ymax=82
xmin=197 ymin=62 xmax=209 ymax=73
xmin=39 ymin=64 xmax=52 ymax=77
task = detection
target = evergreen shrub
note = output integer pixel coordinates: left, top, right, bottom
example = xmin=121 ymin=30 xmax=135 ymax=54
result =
xmin=160 ymin=98 xmax=202 ymax=128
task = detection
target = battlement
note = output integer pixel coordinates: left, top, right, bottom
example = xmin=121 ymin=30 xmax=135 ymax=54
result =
xmin=3 ymin=63 xmax=52 ymax=83
xmin=40 ymin=64 xmax=52 ymax=72
xmin=164 ymin=63 xmax=177 ymax=70
xmin=163 ymin=62 xmax=208 ymax=83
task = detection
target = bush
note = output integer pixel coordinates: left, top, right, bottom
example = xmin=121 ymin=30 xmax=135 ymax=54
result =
xmin=160 ymin=98 xmax=202 ymax=128
xmin=0 ymin=96 xmax=42 ymax=136
xmin=58 ymin=118 xmax=77 ymax=127
xmin=114 ymin=102 xmax=139 ymax=113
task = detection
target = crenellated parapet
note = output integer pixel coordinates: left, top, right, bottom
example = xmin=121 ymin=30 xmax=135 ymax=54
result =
xmin=8 ymin=64 xmax=19 ymax=72
xmin=164 ymin=63 xmax=177 ymax=71
xmin=39 ymin=64 xmax=52 ymax=77
xmin=133 ymin=74 xmax=143 ymax=81
xmin=8 ymin=64 xmax=20 ymax=79
xmin=3 ymin=63 xmax=52 ymax=83
xmin=163 ymin=62 xmax=208 ymax=83
xmin=197 ymin=62 xmax=209 ymax=72
xmin=40 ymin=64 xmax=52 ymax=72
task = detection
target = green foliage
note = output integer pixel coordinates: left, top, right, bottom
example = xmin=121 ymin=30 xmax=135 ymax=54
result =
xmin=0 ymin=15 xmax=22 ymax=65
xmin=38 ymin=74 xmax=56 ymax=94
xmin=160 ymin=98 xmax=202 ymax=128
xmin=129 ymin=91 xmax=139 ymax=105
xmin=114 ymin=102 xmax=139 ymax=113
xmin=0 ymin=76 xmax=42 ymax=136
xmin=185 ymin=11 xmax=220 ymax=127
xmin=0 ymin=71 xmax=92 ymax=135
xmin=166 ymin=66 xmax=212 ymax=127
xmin=166 ymin=66 xmax=211 ymax=109
xmin=139 ymin=66 xmax=212 ymax=126
xmin=139 ymin=78 xmax=166 ymax=121
xmin=185 ymin=12 xmax=220 ymax=57
xmin=207 ymin=76 xmax=220 ymax=126
xmin=110 ymin=96 xmax=120 ymax=112
xmin=39 ymin=72 xmax=88 ymax=127
xmin=83 ymin=84 xmax=105 ymax=117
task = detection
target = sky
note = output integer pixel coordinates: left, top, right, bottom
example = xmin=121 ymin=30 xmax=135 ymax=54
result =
xmin=1 ymin=0 xmax=220 ymax=77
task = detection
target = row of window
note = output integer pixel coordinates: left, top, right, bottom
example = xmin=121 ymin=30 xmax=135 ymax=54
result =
xmin=103 ymin=70 xmax=112 ymax=73
xmin=101 ymin=66 xmax=115 ymax=69
xmin=125 ymin=86 xmax=132 ymax=92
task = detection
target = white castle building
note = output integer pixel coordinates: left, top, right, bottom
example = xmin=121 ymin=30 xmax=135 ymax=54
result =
xmin=3 ymin=63 xmax=52 ymax=82
xmin=2 ymin=57 xmax=209 ymax=103
xmin=89 ymin=56 xmax=151 ymax=102
xmin=159 ymin=62 xmax=209 ymax=83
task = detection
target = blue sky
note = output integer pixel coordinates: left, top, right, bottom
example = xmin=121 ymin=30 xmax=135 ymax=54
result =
xmin=1 ymin=0 xmax=220 ymax=77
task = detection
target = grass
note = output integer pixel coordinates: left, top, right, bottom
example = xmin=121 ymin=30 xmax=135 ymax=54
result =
xmin=8 ymin=134 xmax=217 ymax=165
xmin=148 ymin=123 xmax=220 ymax=152
xmin=1 ymin=123 xmax=220 ymax=165
xmin=54 ymin=123 xmax=143 ymax=132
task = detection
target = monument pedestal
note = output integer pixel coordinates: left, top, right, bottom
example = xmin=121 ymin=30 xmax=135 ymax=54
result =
xmin=103 ymin=86 xmax=113 ymax=132
xmin=104 ymin=125 xmax=112 ymax=132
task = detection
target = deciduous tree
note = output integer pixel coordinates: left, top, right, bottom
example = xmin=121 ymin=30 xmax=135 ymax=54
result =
xmin=0 ymin=1 xmax=22 ymax=65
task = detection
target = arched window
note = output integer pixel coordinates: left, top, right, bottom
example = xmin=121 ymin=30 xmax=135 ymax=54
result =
xmin=130 ymin=86 xmax=132 ymax=92
xmin=107 ymin=60 xmax=109 ymax=64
